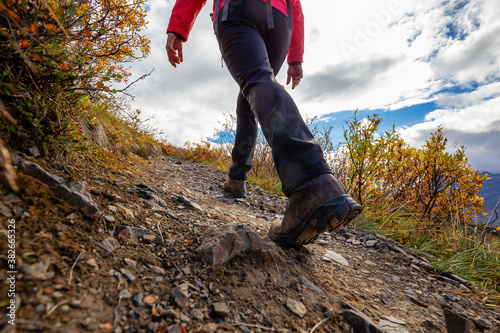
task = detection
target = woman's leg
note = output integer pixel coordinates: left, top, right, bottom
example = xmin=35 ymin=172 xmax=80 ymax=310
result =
xmin=217 ymin=11 xmax=331 ymax=196
xmin=228 ymin=10 xmax=290 ymax=183
xmin=227 ymin=91 xmax=258 ymax=181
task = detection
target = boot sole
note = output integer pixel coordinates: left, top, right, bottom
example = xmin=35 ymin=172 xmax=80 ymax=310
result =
xmin=269 ymin=194 xmax=362 ymax=248
xmin=224 ymin=188 xmax=246 ymax=198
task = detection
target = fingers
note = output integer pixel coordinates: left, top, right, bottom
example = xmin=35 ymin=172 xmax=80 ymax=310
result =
xmin=289 ymin=74 xmax=302 ymax=90
xmin=287 ymin=64 xmax=303 ymax=90
xmin=166 ymin=33 xmax=183 ymax=68
xmin=178 ymin=46 xmax=183 ymax=63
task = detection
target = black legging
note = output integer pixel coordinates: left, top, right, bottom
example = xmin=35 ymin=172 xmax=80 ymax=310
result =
xmin=216 ymin=0 xmax=331 ymax=196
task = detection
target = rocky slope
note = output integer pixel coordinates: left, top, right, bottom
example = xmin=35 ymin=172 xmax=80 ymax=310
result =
xmin=0 ymin=153 xmax=499 ymax=333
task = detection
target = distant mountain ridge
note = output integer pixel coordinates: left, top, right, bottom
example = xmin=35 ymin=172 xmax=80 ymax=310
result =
xmin=478 ymin=172 xmax=500 ymax=227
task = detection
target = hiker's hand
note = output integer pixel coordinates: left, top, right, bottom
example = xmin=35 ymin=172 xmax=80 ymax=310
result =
xmin=166 ymin=32 xmax=183 ymax=67
xmin=287 ymin=64 xmax=303 ymax=90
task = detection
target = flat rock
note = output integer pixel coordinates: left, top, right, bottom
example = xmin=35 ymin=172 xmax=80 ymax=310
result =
xmin=148 ymin=264 xmax=165 ymax=275
xmin=116 ymin=204 xmax=135 ymax=219
xmin=444 ymin=308 xmax=472 ymax=333
xmin=128 ymin=184 xmax=167 ymax=208
xmin=172 ymin=283 xmax=189 ymax=308
xmin=118 ymin=289 xmax=132 ymax=300
xmin=299 ymin=275 xmax=323 ymax=294
xmin=119 ymin=268 xmax=136 ymax=282
xmin=197 ymin=223 xmax=277 ymax=265
xmin=0 ymin=201 xmax=12 ymax=217
xmin=3 ymin=193 xmax=21 ymax=203
xmin=286 ymin=298 xmax=307 ymax=318
xmin=15 ymin=159 xmax=100 ymax=216
xmin=322 ymin=250 xmax=350 ymax=266
xmin=212 ymin=302 xmax=230 ymax=318
xmin=342 ymin=302 xmax=383 ymax=333
xmin=20 ymin=261 xmax=55 ymax=280
xmin=114 ymin=225 xmax=159 ymax=243
xmin=380 ymin=316 xmax=406 ymax=325
xmin=100 ymin=237 xmax=120 ymax=253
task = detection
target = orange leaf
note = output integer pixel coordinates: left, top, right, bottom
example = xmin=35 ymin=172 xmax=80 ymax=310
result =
xmin=143 ymin=295 xmax=157 ymax=304
xmin=33 ymin=54 xmax=42 ymax=61
xmin=99 ymin=323 xmax=113 ymax=330
xmin=8 ymin=10 xmax=19 ymax=19
xmin=30 ymin=24 xmax=38 ymax=32
xmin=60 ymin=63 xmax=70 ymax=70
xmin=84 ymin=27 xmax=91 ymax=38
xmin=152 ymin=306 xmax=162 ymax=317
xmin=46 ymin=23 xmax=55 ymax=32
xmin=104 ymin=87 xmax=110 ymax=92
xmin=19 ymin=40 xmax=28 ymax=48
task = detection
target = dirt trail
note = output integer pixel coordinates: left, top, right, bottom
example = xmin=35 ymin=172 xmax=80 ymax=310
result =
xmin=1 ymin=153 xmax=499 ymax=333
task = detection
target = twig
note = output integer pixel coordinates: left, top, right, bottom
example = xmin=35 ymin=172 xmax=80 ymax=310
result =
xmin=46 ymin=300 xmax=69 ymax=317
xmin=157 ymin=220 xmax=165 ymax=244
xmin=228 ymin=323 xmax=292 ymax=332
xmin=113 ymin=295 xmax=123 ymax=327
xmin=309 ymin=317 xmax=330 ymax=333
xmin=270 ymin=250 xmax=281 ymax=277
xmin=67 ymin=252 xmax=83 ymax=286
xmin=115 ymin=69 xmax=155 ymax=95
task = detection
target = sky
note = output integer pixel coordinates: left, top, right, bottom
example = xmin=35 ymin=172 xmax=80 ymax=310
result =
xmin=118 ymin=0 xmax=500 ymax=174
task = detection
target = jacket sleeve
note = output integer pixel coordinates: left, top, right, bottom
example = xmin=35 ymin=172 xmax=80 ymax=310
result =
xmin=287 ymin=0 xmax=304 ymax=64
xmin=167 ymin=0 xmax=208 ymax=42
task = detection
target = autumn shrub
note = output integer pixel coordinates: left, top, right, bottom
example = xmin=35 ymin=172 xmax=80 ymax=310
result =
xmin=0 ymin=0 xmax=150 ymax=155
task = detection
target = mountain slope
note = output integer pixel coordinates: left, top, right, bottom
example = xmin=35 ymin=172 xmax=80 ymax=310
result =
xmin=479 ymin=173 xmax=500 ymax=226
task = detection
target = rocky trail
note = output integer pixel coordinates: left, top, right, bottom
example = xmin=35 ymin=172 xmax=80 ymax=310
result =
xmin=1 ymin=153 xmax=499 ymax=333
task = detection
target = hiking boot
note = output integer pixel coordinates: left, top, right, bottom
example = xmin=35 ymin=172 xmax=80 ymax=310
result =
xmin=269 ymin=173 xmax=362 ymax=248
xmin=223 ymin=178 xmax=246 ymax=198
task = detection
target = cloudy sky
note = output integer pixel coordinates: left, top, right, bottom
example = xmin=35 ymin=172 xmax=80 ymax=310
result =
xmin=119 ymin=0 xmax=500 ymax=174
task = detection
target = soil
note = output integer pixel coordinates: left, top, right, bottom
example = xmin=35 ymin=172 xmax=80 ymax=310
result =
xmin=1 ymin=153 xmax=499 ymax=333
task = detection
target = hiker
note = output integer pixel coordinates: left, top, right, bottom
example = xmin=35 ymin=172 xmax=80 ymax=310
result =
xmin=165 ymin=0 xmax=362 ymax=247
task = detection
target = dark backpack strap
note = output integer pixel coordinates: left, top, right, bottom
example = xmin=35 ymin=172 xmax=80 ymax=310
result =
xmin=215 ymin=0 xmax=292 ymax=33
xmin=214 ymin=0 xmax=221 ymax=33
xmin=222 ymin=0 xmax=230 ymax=23
xmin=266 ymin=0 xmax=274 ymax=29
xmin=286 ymin=0 xmax=293 ymax=30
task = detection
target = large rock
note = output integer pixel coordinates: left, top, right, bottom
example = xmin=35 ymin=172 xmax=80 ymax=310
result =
xmin=15 ymin=159 xmax=100 ymax=216
xmin=444 ymin=309 xmax=472 ymax=333
xmin=342 ymin=301 xmax=383 ymax=333
xmin=197 ymin=223 xmax=277 ymax=265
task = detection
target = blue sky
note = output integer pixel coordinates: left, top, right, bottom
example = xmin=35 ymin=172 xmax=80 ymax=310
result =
xmin=118 ymin=0 xmax=500 ymax=174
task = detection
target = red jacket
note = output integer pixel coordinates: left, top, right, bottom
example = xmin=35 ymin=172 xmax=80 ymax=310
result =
xmin=167 ymin=0 xmax=304 ymax=64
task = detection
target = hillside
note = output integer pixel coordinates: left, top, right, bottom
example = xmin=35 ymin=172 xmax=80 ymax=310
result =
xmin=479 ymin=173 xmax=500 ymax=227
xmin=1 ymin=152 xmax=499 ymax=333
